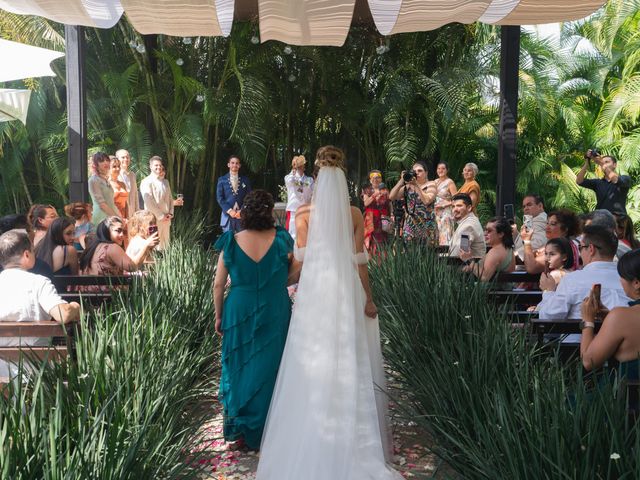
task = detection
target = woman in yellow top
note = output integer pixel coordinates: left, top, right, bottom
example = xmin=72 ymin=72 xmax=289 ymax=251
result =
xmin=458 ymin=162 xmax=481 ymax=212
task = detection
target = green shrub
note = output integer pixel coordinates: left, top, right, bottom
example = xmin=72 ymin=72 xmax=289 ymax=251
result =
xmin=371 ymin=245 xmax=639 ymax=479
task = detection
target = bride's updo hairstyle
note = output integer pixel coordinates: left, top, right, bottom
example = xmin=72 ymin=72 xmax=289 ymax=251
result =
xmin=241 ymin=189 xmax=275 ymax=231
xmin=314 ymin=145 xmax=346 ymax=175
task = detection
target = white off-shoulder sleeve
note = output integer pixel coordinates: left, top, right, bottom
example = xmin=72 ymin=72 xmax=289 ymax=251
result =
xmin=354 ymin=251 xmax=369 ymax=265
xmin=294 ymin=246 xmax=306 ymax=262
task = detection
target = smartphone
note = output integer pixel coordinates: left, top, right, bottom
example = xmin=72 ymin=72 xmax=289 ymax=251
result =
xmin=523 ymin=214 xmax=533 ymax=232
xmin=544 ymin=259 xmax=550 ymax=276
xmin=503 ymin=204 xmax=515 ymax=223
xmin=148 ymin=225 xmax=158 ymax=236
xmin=460 ymin=234 xmax=470 ymax=253
xmin=592 ymin=284 xmax=602 ymax=304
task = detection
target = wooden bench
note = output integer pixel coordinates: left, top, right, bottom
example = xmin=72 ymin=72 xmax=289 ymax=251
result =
xmin=490 ymin=290 xmax=542 ymax=306
xmin=496 ymin=271 xmax=541 ymax=284
xmin=52 ymin=275 xmax=132 ymax=292
xmin=530 ymin=317 xmax=602 ymax=345
xmin=0 ymin=321 xmax=76 ymax=387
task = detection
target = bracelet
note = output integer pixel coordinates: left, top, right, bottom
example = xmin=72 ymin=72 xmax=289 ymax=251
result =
xmin=523 ymin=240 xmax=531 ymax=245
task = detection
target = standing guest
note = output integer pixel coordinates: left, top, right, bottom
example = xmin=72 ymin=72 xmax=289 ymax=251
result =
xmin=158 ymin=164 xmax=184 ymax=209
xmin=580 ymin=249 xmax=640 ymax=371
xmin=108 ymin=156 xmax=129 ymax=220
xmin=0 ymin=229 xmax=80 ymax=378
xmin=0 ymin=215 xmax=55 ymax=280
xmin=34 ymin=217 xmax=79 ymax=275
xmin=512 ymin=194 xmax=548 ymax=260
xmin=28 ymin=204 xmax=58 ymax=247
xmin=457 ymin=162 xmax=481 ymax=212
xmin=213 ymin=190 xmax=293 ymax=450
xmin=126 ymin=210 xmax=158 ymax=260
xmin=116 ymin=149 xmax=140 ymax=217
xmin=461 ymin=217 xmax=514 ymax=281
xmin=520 ymin=208 xmax=580 ymax=274
xmin=64 ymin=202 xmax=93 ymax=251
xmin=389 ymin=162 xmax=438 ymax=245
xmin=80 ymin=216 xmax=158 ymax=276
xmin=362 ymin=169 xmax=391 ymax=253
xmin=140 ymin=156 xmax=175 ymax=250
xmin=216 ymin=155 xmax=252 ymax=233
xmin=88 ymin=152 xmax=119 ymax=226
xmin=433 ymin=162 xmax=457 ymax=246
xmin=284 ymin=155 xmax=314 ymax=239
xmin=615 ymin=214 xmax=640 ymax=250
xmin=448 ymin=193 xmax=486 ymax=259
xmin=576 ymin=150 xmax=631 ymax=216
xmin=537 ymin=225 xmax=631 ymax=320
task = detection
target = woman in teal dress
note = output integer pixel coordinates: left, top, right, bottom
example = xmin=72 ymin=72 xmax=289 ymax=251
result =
xmin=213 ymin=189 xmax=293 ymax=450
xmin=88 ymin=152 xmax=119 ymax=226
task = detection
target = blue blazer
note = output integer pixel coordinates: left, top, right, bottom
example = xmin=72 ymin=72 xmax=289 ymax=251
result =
xmin=216 ymin=173 xmax=252 ymax=232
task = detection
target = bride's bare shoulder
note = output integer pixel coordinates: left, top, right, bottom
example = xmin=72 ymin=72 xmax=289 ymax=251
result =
xmin=350 ymin=206 xmax=363 ymax=224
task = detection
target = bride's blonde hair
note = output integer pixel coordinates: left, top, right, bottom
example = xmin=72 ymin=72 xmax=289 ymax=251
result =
xmin=314 ymin=145 xmax=345 ymax=170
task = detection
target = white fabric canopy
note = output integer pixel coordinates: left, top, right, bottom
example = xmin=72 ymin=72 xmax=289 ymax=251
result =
xmin=0 ymin=0 xmax=608 ymax=46
xmin=0 ymin=38 xmax=64 ymax=83
xmin=0 ymin=88 xmax=32 ymax=124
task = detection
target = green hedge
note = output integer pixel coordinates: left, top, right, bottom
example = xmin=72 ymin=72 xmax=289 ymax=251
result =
xmin=370 ymin=245 xmax=639 ymax=479
xmin=0 ymin=215 xmax=218 ymax=478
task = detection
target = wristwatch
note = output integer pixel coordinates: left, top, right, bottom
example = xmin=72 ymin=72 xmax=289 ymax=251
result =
xmin=579 ymin=321 xmax=595 ymax=330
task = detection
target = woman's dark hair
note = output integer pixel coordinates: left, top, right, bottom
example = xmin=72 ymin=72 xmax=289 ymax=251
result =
xmin=28 ymin=204 xmax=55 ymax=231
xmin=64 ymin=202 xmax=92 ymax=221
xmin=549 ymin=208 xmax=580 ymax=237
xmin=617 ymin=249 xmax=640 ymax=282
xmin=488 ymin=217 xmax=514 ymax=248
xmin=241 ymin=190 xmax=275 ymax=231
xmin=79 ymin=217 xmax=121 ymax=270
xmin=436 ymin=161 xmax=449 ymax=171
xmin=0 ymin=214 xmax=29 ymax=235
xmin=91 ymin=152 xmax=110 ymax=174
xmin=616 ymin=214 xmax=640 ymax=249
xmin=545 ymin=237 xmax=574 ymax=270
xmin=35 ymin=217 xmax=74 ymax=270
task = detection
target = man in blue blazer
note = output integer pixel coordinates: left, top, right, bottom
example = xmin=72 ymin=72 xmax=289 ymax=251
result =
xmin=216 ymin=155 xmax=252 ymax=232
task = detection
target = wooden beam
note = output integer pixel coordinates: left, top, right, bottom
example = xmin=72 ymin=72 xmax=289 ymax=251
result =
xmin=496 ymin=25 xmax=520 ymax=217
xmin=65 ymin=25 xmax=89 ymax=202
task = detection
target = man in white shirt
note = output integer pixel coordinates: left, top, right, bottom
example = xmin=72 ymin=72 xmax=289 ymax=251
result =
xmin=448 ymin=193 xmax=486 ymax=259
xmin=0 ymin=230 xmax=80 ymax=377
xmin=116 ymin=149 xmax=139 ymax=217
xmin=284 ymin=155 xmax=314 ymax=239
xmin=538 ymin=225 xmax=631 ymax=319
xmin=140 ymin=156 xmax=174 ymax=250
xmin=512 ymin=194 xmax=547 ymax=260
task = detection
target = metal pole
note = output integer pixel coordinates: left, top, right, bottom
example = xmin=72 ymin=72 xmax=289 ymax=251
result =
xmin=496 ymin=25 xmax=520 ymax=216
xmin=65 ymin=25 xmax=89 ymax=202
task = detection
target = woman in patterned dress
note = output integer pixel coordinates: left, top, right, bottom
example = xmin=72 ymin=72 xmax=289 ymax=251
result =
xmin=389 ymin=162 xmax=438 ymax=245
xmin=434 ymin=161 xmax=457 ymax=246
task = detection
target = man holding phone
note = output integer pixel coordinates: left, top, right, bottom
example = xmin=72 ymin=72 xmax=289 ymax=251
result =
xmin=512 ymin=194 xmax=547 ymax=260
xmin=448 ymin=193 xmax=486 ymax=259
xmin=576 ymin=150 xmax=631 ymax=215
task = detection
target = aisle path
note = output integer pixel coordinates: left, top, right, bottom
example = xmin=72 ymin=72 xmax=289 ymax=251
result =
xmin=192 ymin=373 xmax=450 ymax=479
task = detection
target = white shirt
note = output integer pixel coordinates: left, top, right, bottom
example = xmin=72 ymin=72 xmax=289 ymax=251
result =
xmin=140 ymin=174 xmax=173 ymax=220
xmin=513 ymin=211 xmax=547 ymax=260
xmin=0 ymin=268 xmax=67 ymax=377
xmin=538 ymin=261 xmax=631 ymax=320
xmin=448 ymin=213 xmax=486 ymax=258
xmin=284 ymin=172 xmax=314 ymax=212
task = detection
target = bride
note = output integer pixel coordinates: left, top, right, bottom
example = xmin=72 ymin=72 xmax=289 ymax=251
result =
xmin=256 ymin=146 xmax=401 ymax=479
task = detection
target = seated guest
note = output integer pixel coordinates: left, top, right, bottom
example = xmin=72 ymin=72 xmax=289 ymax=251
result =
xmin=28 ymin=204 xmax=58 ymax=247
xmin=461 ymin=217 xmax=514 ymax=281
xmin=0 ymin=214 xmax=54 ymax=280
xmin=537 ymin=225 xmax=631 ymax=319
xmin=582 ymin=209 xmax=629 ymax=259
xmin=512 ymin=194 xmax=547 ymax=260
xmin=80 ymin=216 xmax=158 ymax=277
xmin=580 ymin=249 xmax=640 ymax=371
xmin=35 ymin=217 xmax=79 ymax=275
xmin=540 ymin=237 xmax=575 ymax=288
xmin=0 ymin=230 xmax=80 ymax=378
xmin=64 ymin=202 xmax=93 ymax=251
xmin=126 ymin=210 xmax=159 ymax=259
xmin=520 ymin=208 xmax=580 ymax=274
xmin=448 ymin=193 xmax=486 ymax=259
xmin=615 ymin=214 xmax=640 ymax=250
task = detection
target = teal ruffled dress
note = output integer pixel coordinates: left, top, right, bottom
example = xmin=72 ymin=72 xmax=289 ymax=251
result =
xmin=214 ymin=226 xmax=293 ymax=449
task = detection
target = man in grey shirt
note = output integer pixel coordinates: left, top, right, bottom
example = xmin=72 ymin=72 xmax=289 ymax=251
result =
xmin=512 ymin=194 xmax=547 ymax=260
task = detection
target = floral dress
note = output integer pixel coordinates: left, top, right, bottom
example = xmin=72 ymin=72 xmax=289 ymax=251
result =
xmin=402 ymin=184 xmax=438 ymax=246
xmin=435 ymin=178 xmax=455 ymax=246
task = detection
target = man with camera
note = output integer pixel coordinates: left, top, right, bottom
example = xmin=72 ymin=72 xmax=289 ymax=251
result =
xmin=576 ymin=149 xmax=631 ymax=216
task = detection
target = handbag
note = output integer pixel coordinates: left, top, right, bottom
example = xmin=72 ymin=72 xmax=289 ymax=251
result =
xmin=380 ymin=215 xmax=394 ymax=234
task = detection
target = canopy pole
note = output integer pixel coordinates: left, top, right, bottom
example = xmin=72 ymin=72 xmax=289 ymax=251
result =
xmin=496 ymin=25 xmax=520 ymax=216
xmin=65 ymin=25 xmax=89 ymax=202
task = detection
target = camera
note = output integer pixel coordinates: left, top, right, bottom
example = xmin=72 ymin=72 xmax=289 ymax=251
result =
xmin=402 ymin=170 xmax=416 ymax=183
xmin=585 ymin=148 xmax=600 ymax=160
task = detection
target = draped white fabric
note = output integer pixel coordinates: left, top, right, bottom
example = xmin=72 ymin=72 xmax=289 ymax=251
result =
xmin=495 ymin=0 xmax=607 ymax=24
xmin=478 ymin=0 xmax=520 ymax=24
xmin=0 ymin=0 xmax=123 ymax=28
xmin=0 ymin=39 xmax=64 ymax=83
xmin=258 ymin=0 xmax=356 ymax=46
xmin=0 ymin=89 xmax=31 ymax=124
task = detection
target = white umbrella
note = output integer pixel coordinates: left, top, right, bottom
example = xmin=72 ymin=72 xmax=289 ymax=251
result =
xmin=0 ymin=88 xmax=32 ymax=124
xmin=0 ymin=38 xmax=64 ymax=83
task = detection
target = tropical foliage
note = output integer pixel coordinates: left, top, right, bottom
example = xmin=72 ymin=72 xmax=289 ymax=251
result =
xmin=0 ymin=0 xmax=639 ymax=225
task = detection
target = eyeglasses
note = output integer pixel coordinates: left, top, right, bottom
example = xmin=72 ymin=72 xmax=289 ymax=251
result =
xmin=579 ymin=243 xmax=601 ymax=251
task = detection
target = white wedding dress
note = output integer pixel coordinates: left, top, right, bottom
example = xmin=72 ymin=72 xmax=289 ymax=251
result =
xmin=256 ymin=167 xmax=401 ymax=479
